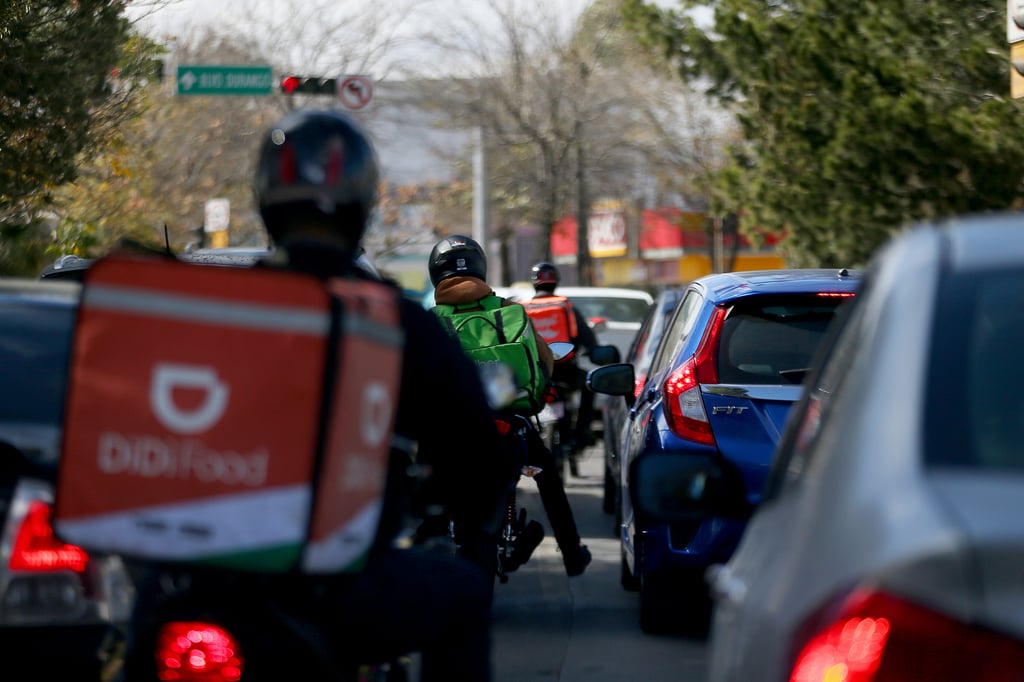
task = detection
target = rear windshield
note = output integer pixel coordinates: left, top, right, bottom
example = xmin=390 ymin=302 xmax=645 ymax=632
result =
xmin=569 ymin=296 xmax=652 ymax=324
xmin=717 ymin=294 xmax=853 ymax=385
xmin=0 ymin=298 xmax=76 ymax=425
xmin=927 ymin=268 xmax=1024 ymax=472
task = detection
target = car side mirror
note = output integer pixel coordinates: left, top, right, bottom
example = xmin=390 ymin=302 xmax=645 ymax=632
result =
xmin=588 ymin=363 xmax=635 ymax=409
xmin=589 ymin=344 xmax=620 ymax=366
xmin=587 ymin=363 xmax=633 ymax=394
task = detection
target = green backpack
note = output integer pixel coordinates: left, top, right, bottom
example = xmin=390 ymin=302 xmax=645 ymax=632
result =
xmin=433 ymin=294 xmax=548 ymax=415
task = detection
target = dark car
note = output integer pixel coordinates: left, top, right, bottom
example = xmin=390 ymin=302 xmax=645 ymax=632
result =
xmin=38 ymin=254 xmax=94 ymax=281
xmin=601 ymin=288 xmax=684 ymax=520
xmin=706 ymin=214 xmax=1024 ymax=681
xmin=589 ymin=269 xmax=860 ymax=633
xmin=0 ymin=278 xmax=134 ymax=675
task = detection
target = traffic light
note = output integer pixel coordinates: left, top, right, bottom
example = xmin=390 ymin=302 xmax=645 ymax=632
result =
xmin=279 ymin=76 xmax=337 ymax=95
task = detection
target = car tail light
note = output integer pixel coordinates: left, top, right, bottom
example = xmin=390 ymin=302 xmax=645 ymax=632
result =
xmin=155 ymin=621 xmax=244 ymax=682
xmin=633 ymin=373 xmax=647 ymax=399
xmin=9 ymin=500 xmax=88 ymax=573
xmin=663 ymin=306 xmax=726 ymax=446
xmin=790 ymin=589 xmax=1024 ymax=682
xmin=816 ymin=292 xmax=856 ymax=298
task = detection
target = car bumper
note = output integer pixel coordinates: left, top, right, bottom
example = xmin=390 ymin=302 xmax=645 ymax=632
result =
xmin=638 ymin=517 xmax=746 ymax=576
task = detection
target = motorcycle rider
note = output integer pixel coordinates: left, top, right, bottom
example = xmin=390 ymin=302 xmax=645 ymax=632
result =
xmin=124 ymin=109 xmax=516 ymax=681
xmin=530 ymin=261 xmax=599 ymax=453
xmin=429 ymin=236 xmax=592 ymax=577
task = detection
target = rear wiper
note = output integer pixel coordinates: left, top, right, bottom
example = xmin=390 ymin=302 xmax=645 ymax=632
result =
xmin=777 ymin=368 xmax=810 ymax=384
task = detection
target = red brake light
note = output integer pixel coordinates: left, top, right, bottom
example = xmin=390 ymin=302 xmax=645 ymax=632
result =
xmin=662 ymin=307 xmax=726 ymax=446
xmin=494 ymin=418 xmax=512 ymax=436
xmin=791 ymin=589 xmax=1024 ymax=682
xmin=9 ymin=500 xmax=88 ymax=573
xmin=816 ymin=292 xmax=856 ymax=298
xmin=664 ymin=359 xmax=715 ymax=445
xmin=155 ymin=621 xmax=244 ymax=682
xmin=633 ymin=373 xmax=647 ymax=399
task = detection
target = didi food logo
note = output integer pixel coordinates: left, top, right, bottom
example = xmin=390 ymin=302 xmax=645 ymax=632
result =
xmin=150 ymin=363 xmax=230 ymax=434
xmin=95 ymin=363 xmax=267 ymax=486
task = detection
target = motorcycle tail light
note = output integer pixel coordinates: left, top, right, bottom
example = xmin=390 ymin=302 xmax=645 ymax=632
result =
xmin=790 ymin=589 xmax=1024 ymax=682
xmin=9 ymin=500 xmax=88 ymax=573
xmin=155 ymin=621 xmax=244 ymax=682
xmin=494 ymin=418 xmax=512 ymax=436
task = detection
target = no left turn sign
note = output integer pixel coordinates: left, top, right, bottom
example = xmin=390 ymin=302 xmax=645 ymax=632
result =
xmin=339 ymin=75 xmax=373 ymax=111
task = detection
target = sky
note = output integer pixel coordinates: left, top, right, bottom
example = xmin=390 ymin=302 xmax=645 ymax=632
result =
xmin=123 ymin=0 xmax=709 ymax=185
xmin=127 ymin=0 xmax=621 ymax=87
xmin=126 ymin=0 xmax=593 ymax=53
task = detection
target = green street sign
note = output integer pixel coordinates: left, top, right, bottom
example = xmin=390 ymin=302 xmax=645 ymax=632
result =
xmin=177 ymin=65 xmax=274 ymax=96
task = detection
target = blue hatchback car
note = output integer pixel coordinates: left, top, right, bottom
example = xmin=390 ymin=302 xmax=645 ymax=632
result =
xmin=589 ymin=269 xmax=860 ymax=633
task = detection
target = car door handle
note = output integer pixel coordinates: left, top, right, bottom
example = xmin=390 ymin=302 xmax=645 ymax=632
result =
xmin=628 ymin=389 xmax=658 ymax=419
xmin=707 ymin=563 xmax=747 ymax=606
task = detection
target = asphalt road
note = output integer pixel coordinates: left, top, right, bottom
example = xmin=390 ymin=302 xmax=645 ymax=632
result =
xmin=490 ymin=442 xmax=710 ymax=682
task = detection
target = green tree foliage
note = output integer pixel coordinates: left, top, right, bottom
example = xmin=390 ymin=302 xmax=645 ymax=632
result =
xmin=54 ymin=29 xmax=282 ymax=258
xmin=623 ymin=0 xmax=1024 ymax=266
xmin=0 ymin=0 xmax=136 ymax=274
xmin=0 ymin=0 xmax=131 ymax=220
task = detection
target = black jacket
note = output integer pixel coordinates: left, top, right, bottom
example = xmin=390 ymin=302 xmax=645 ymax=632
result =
xmin=264 ymin=241 xmax=515 ymax=558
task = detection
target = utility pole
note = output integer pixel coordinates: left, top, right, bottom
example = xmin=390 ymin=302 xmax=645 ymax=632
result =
xmin=575 ymin=127 xmax=593 ymax=286
xmin=472 ymin=125 xmax=497 ymax=283
xmin=712 ymin=215 xmax=725 ymax=274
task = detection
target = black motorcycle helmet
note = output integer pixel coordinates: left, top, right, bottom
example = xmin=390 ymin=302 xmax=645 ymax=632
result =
xmin=531 ymin=261 xmax=560 ymax=291
xmin=428 ymin=234 xmax=487 ymax=287
xmin=254 ymin=108 xmax=379 ymax=249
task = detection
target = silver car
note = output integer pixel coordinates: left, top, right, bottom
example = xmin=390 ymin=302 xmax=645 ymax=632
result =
xmin=695 ymin=213 xmax=1024 ymax=680
xmin=499 ymin=285 xmax=654 ymax=361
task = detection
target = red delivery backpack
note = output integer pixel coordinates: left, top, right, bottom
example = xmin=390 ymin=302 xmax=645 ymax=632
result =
xmin=53 ymin=251 xmax=403 ymax=575
xmin=521 ymin=295 xmax=578 ymax=345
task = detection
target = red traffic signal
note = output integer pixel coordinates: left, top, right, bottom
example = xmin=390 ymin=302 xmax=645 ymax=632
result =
xmin=279 ymin=75 xmax=337 ymax=96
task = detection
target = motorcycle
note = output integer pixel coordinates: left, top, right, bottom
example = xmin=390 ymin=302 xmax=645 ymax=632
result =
xmin=488 ymin=412 xmax=546 ymax=584
xmin=536 ymin=380 xmax=581 ymax=479
xmin=115 ymin=566 xmax=411 ymax=682
xmin=537 ymin=343 xmax=621 ymax=480
xmin=445 ymin=342 xmax=580 ymax=585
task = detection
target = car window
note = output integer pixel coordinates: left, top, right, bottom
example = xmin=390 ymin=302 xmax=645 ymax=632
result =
xmin=648 ymin=289 xmax=704 ymax=378
xmin=626 ymin=303 xmax=658 ymax=364
xmin=0 ymin=299 xmax=76 ymax=425
xmin=621 ymin=293 xmax=680 ymax=396
xmin=569 ymin=296 xmax=652 ymax=324
xmin=716 ymin=294 xmax=853 ymax=386
xmin=632 ymin=293 xmax=681 ymax=367
xmin=927 ymin=267 xmax=1024 ymax=472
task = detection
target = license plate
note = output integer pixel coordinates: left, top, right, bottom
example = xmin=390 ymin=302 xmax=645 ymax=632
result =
xmin=539 ymin=402 xmax=565 ymax=422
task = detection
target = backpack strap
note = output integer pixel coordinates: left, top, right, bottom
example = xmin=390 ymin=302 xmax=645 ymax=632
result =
xmin=440 ymin=315 xmax=458 ymax=338
xmin=492 ymin=309 xmax=507 ymax=344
